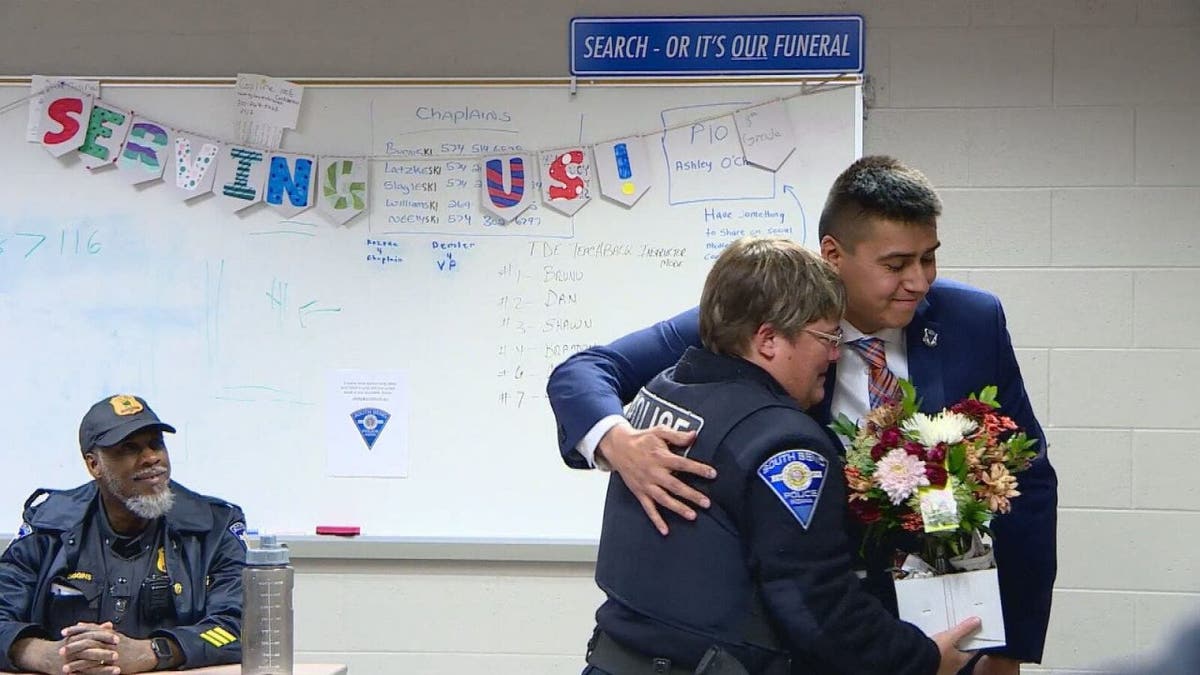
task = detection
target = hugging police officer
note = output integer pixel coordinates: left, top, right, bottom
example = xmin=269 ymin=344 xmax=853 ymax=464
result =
xmin=583 ymin=238 xmax=980 ymax=675
xmin=0 ymin=395 xmax=247 ymax=674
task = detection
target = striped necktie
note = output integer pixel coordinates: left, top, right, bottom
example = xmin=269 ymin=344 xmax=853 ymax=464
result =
xmin=848 ymin=337 xmax=901 ymax=409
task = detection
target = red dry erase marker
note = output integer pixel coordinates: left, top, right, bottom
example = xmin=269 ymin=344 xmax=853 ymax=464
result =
xmin=315 ymin=526 xmax=360 ymax=536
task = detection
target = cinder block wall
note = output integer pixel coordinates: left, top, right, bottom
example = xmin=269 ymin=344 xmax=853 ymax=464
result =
xmin=3 ymin=1 xmax=1197 ymax=673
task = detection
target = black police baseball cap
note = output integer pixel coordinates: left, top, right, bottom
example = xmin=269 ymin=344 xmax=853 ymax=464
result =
xmin=79 ymin=394 xmax=176 ymax=454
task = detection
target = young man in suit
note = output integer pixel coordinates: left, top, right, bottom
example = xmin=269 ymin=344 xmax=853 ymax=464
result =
xmin=547 ymin=156 xmax=1058 ymax=674
xmin=584 ymin=237 xmax=978 ymax=675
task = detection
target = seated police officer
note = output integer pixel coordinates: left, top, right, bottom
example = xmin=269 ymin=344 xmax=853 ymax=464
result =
xmin=0 ymin=395 xmax=247 ymax=674
xmin=583 ymin=237 xmax=980 ymax=675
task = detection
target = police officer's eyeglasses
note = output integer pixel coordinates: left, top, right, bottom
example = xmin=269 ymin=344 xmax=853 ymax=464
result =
xmin=803 ymin=327 xmax=844 ymax=349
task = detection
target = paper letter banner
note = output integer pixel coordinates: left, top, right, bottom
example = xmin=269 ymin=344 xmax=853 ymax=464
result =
xmin=734 ymin=100 xmax=796 ymax=172
xmin=78 ymin=103 xmax=133 ymax=171
xmin=212 ymin=145 xmax=269 ymax=212
xmin=169 ymin=133 xmax=222 ymax=201
xmin=27 ymin=76 xmax=100 ymax=143
xmin=40 ymin=87 xmax=93 ymax=158
xmin=539 ymin=147 xmax=592 ymax=216
xmin=317 ymin=157 xmax=368 ymax=226
xmin=117 ymin=117 xmax=173 ymax=185
xmin=265 ymin=152 xmax=317 ymax=218
xmin=480 ymin=154 xmax=535 ymax=221
xmin=594 ymin=136 xmax=651 ymax=207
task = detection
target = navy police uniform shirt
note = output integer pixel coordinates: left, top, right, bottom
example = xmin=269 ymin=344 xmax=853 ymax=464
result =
xmin=0 ymin=480 xmax=247 ymax=671
xmin=41 ymin=506 xmax=173 ymax=639
xmin=594 ymin=347 xmax=940 ymax=674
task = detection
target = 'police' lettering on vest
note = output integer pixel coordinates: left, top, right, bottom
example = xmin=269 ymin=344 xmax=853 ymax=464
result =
xmin=624 ymin=388 xmax=705 ymax=456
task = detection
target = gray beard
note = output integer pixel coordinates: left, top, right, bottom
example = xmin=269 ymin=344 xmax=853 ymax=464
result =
xmin=125 ymin=489 xmax=176 ymax=519
xmin=99 ymin=470 xmax=175 ymax=519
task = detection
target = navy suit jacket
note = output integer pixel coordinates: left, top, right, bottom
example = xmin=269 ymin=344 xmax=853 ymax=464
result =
xmin=547 ymin=277 xmax=1058 ymax=663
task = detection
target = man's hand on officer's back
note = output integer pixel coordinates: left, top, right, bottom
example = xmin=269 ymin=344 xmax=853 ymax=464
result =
xmin=933 ymin=616 xmax=983 ymax=675
xmin=596 ymin=422 xmax=712 ymax=536
xmin=61 ymin=621 xmax=162 ymax=674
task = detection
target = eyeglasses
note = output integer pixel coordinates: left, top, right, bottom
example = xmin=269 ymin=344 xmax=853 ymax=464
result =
xmin=803 ymin=327 xmax=844 ymax=349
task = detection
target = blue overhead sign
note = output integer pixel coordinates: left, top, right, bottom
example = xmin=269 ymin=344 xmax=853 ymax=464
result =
xmin=570 ymin=16 xmax=863 ymax=76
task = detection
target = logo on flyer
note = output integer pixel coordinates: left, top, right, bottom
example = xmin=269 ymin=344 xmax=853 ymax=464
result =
xmin=351 ymin=408 xmax=390 ymax=449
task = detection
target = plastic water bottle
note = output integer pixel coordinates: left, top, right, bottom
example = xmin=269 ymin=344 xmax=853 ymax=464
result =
xmin=241 ymin=535 xmax=294 ymax=675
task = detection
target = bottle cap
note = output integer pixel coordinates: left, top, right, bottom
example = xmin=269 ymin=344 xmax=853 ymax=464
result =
xmin=246 ymin=534 xmax=290 ymax=565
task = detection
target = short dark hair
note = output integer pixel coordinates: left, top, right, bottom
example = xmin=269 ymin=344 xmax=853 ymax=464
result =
xmin=817 ymin=155 xmax=942 ymax=248
xmin=699 ymin=236 xmax=845 ymax=356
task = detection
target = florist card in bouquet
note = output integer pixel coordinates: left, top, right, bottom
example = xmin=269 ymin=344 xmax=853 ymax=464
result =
xmin=832 ymin=381 xmax=1038 ymax=651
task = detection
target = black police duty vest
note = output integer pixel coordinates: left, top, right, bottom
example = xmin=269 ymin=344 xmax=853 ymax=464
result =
xmin=594 ymin=368 xmax=794 ymax=671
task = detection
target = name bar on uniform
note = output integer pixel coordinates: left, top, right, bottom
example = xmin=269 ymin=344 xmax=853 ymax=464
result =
xmin=570 ymin=15 xmax=864 ymax=77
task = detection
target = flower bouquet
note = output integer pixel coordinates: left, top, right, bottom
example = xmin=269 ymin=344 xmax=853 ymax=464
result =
xmin=830 ymin=380 xmax=1039 ymax=649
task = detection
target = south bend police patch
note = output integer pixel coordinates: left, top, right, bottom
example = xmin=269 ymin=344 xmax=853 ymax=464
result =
xmin=757 ymin=449 xmax=828 ymax=530
xmin=8 ymin=521 xmax=33 ymax=548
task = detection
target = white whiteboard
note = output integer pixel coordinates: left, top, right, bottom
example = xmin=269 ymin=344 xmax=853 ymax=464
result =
xmin=0 ymin=81 xmax=860 ymax=541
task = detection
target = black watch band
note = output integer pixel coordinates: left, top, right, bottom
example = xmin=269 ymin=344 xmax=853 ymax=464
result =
xmin=150 ymin=636 xmax=173 ymax=670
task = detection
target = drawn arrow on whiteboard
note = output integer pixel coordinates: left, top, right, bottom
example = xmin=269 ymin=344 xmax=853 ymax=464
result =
xmin=781 ymin=184 xmax=808 ymax=245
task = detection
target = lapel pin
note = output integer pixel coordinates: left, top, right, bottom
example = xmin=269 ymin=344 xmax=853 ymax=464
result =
xmin=923 ymin=328 xmax=938 ymax=348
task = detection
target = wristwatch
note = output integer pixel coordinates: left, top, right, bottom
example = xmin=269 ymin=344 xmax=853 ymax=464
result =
xmin=150 ymin=636 xmax=174 ymax=670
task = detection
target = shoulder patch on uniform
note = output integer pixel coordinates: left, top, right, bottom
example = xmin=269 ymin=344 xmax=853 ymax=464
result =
xmin=7 ymin=521 xmax=33 ymax=548
xmin=756 ymin=449 xmax=828 ymax=530
xmin=228 ymin=521 xmax=248 ymax=549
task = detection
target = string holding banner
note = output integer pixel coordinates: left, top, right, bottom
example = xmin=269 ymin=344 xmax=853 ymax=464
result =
xmin=11 ymin=78 xmax=854 ymax=226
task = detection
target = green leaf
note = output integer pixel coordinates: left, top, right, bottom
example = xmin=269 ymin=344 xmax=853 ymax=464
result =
xmin=947 ymin=443 xmax=967 ymax=474
xmin=969 ymin=385 xmax=1001 ymax=409
xmin=829 ymin=413 xmax=861 ymax=440
xmin=899 ymin=379 xmax=920 ymax=416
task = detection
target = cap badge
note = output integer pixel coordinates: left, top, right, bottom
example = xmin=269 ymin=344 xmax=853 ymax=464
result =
xmin=109 ymin=395 xmax=144 ymax=416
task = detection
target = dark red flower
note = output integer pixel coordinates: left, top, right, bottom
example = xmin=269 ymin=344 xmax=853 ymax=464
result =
xmin=926 ymin=442 xmax=947 ymax=463
xmin=849 ymin=500 xmax=883 ymax=524
xmin=899 ymin=511 xmax=925 ymax=532
xmin=925 ymin=463 xmax=949 ymax=488
xmin=880 ymin=426 xmax=903 ymax=448
xmin=904 ymin=441 xmax=926 ymax=459
xmin=871 ymin=442 xmax=888 ymax=461
xmin=951 ymin=399 xmax=993 ymax=419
